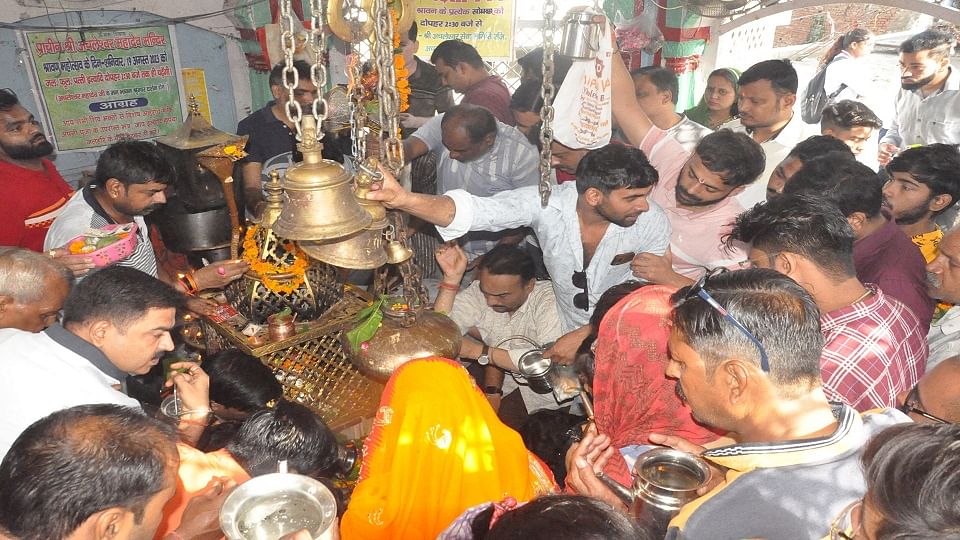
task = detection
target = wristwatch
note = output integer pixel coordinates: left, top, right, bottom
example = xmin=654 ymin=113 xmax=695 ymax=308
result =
xmin=484 ymin=385 xmax=503 ymax=396
xmin=476 ymin=344 xmax=490 ymax=366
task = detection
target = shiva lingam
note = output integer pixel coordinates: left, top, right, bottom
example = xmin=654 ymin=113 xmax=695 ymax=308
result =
xmin=224 ymin=171 xmax=341 ymax=325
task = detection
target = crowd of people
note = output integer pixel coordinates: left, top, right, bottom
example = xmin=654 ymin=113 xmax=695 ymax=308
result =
xmin=0 ymin=20 xmax=958 ymax=540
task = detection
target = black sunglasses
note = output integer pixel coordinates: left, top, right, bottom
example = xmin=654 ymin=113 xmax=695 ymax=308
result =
xmin=899 ymin=384 xmax=949 ymax=424
xmin=572 ymin=270 xmax=589 ymax=311
xmin=680 ymin=268 xmax=771 ymax=372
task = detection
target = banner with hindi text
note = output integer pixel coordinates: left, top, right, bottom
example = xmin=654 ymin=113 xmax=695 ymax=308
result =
xmin=25 ymin=26 xmax=183 ymax=151
xmin=415 ymin=0 xmax=516 ymax=61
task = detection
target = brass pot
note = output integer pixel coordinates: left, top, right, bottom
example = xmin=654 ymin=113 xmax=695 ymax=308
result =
xmin=342 ymin=305 xmax=461 ymax=382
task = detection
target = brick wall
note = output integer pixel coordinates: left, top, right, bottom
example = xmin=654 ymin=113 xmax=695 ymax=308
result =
xmin=773 ymin=5 xmax=918 ymax=47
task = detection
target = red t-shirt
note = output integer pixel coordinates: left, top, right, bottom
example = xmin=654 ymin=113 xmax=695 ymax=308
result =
xmin=463 ymin=75 xmax=515 ymax=126
xmin=0 ymin=159 xmax=73 ymax=251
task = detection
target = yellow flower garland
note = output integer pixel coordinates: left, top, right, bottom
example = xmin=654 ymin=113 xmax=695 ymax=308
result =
xmin=242 ymin=225 xmax=309 ymax=295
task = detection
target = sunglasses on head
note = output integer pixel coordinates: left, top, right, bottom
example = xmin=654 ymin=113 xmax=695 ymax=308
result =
xmin=680 ymin=268 xmax=771 ymax=373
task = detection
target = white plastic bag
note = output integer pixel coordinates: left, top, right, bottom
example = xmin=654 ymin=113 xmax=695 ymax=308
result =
xmin=551 ymin=17 xmax=614 ymax=150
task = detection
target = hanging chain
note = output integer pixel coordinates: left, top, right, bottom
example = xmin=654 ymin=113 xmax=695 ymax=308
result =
xmin=372 ymin=0 xmax=404 ymax=175
xmin=308 ymin=0 xmax=328 ymax=130
xmin=537 ymin=0 xmax=558 ymax=207
xmin=348 ymin=52 xmax=368 ymax=162
xmin=279 ymin=0 xmax=303 ymax=140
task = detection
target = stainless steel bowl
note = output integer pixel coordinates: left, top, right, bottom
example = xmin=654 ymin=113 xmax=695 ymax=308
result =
xmin=220 ymin=473 xmax=338 ymax=540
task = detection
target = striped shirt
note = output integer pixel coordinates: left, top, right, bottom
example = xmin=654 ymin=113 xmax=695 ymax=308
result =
xmin=44 ymin=187 xmax=158 ymax=278
xmin=414 ymin=114 xmax=540 ymax=260
xmin=666 ymin=404 xmax=908 ymax=540
xmin=820 ymin=285 xmax=927 ymax=412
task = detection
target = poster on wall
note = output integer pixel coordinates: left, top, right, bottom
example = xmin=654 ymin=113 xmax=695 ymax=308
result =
xmin=24 ymin=26 xmax=184 ymax=152
xmin=415 ymin=0 xmax=516 ymax=61
xmin=181 ymin=68 xmax=212 ymax=124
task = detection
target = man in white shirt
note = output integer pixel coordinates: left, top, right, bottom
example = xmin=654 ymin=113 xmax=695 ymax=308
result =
xmin=434 ymin=243 xmax=563 ymax=425
xmin=403 ymin=104 xmax=540 ymax=260
xmin=367 ymin=142 xmax=670 ymax=364
xmin=0 ymin=266 xmax=210 ymax=459
xmin=631 ymin=66 xmax=712 ymax=152
xmin=879 ymin=30 xmax=960 ymax=166
xmin=723 ymin=59 xmax=818 ymax=207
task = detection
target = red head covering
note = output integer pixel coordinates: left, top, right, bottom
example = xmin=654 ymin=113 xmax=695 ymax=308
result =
xmin=592 ymin=285 xmax=718 ymax=485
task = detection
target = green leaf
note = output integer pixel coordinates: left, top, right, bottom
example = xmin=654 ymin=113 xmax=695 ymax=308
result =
xmin=346 ymin=308 xmax=383 ymax=352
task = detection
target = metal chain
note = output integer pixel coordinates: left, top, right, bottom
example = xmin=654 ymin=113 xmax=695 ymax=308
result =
xmin=372 ymin=0 xmax=404 ymax=175
xmin=279 ymin=0 xmax=303 ymax=140
xmin=537 ymin=0 xmax=558 ymax=207
xmin=347 ymin=52 xmax=368 ymax=162
xmin=308 ymin=0 xmax=328 ymax=128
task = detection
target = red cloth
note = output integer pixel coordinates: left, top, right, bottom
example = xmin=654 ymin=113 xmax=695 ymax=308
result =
xmin=0 ymin=159 xmax=73 ymax=251
xmin=462 ymin=75 xmax=515 ymax=126
xmin=592 ymin=285 xmax=718 ymax=486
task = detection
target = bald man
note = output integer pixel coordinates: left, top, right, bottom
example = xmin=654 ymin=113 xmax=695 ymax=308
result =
xmin=897 ymin=355 xmax=960 ymax=424
xmin=0 ymin=248 xmax=71 ymax=332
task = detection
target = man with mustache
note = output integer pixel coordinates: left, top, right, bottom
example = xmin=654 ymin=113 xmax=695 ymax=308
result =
xmin=565 ymin=269 xmax=908 ymax=540
xmin=610 ymin=57 xmax=766 ymax=286
xmin=719 ymin=60 xmax=818 ymax=207
xmin=925 ymin=227 xmax=960 ymax=368
xmin=433 ymin=243 xmax=564 ymax=426
xmin=44 ymin=141 xmax=248 ymax=290
xmin=0 ymin=89 xmax=74 ymax=252
xmin=0 ymin=267 xmax=210 ymax=460
xmin=879 ymin=30 xmax=959 ymax=167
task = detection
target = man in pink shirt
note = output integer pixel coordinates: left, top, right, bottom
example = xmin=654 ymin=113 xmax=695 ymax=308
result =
xmin=610 ymin=54 xmax=766 ymax=286
xmin=430 ymin=40 xmax=515 ymax=126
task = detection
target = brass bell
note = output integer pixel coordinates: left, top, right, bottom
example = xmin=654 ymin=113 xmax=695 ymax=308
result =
xmin=300 ymin=159 xmax=390 ymax=269
xmin=384 ymin=239 xmax=413 ymax=265
xmin=272 ymin=116 xmax=371 ymax=241
xmin=300 ymin=218 xmax=388 ymax=270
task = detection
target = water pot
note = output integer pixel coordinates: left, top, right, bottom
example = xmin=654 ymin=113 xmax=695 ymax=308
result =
xmin=560 ymin=7 xmax=606 ymax=60
xmin=596 ymin=447 xmax=711 ymax=536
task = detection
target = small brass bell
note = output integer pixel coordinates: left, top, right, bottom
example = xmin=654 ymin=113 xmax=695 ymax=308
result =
xmin=384 ymin=239 xmax=413 ymax=265
xmin=272 ymin=116 xmax=371 ymax=241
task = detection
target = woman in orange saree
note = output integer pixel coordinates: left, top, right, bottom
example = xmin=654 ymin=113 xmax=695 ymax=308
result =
xmin=341 ymin=357 xmax=557 ymax=540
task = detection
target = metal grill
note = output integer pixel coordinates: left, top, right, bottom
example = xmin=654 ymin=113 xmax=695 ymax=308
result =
xmin=202 ymin=285 xmax=383 ymax=431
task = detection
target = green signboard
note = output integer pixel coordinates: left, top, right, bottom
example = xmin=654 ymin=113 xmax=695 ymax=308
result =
xmin=26 ymin=26 xmax=183 ymax=151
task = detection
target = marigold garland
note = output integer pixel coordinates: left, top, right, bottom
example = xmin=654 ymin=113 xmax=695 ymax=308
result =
xmin=241 ymin=225 xmax=309 ymax=295
xmin=390 ymin=5 xmax=410 ymax=112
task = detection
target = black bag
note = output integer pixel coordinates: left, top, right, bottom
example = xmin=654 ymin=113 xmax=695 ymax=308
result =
xmin=800 ymin=63 xmax=847 ymax=124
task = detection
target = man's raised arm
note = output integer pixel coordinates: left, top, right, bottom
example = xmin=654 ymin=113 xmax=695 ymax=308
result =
xmin=367 ymin=163 xmax=458 ymax=226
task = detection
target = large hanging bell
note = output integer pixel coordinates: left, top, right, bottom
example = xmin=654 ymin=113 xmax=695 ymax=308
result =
xmin=299 ymin=159 xmax=390 ymax=269
xmin=300 ymin=218 xmax=388 ymax=270
xmin=272 ymin=116 xmax=371 ymax=241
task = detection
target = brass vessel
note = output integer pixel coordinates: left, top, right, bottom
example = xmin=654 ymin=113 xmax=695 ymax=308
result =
xmin=343 ymin=302 xmax=462 ymax=382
